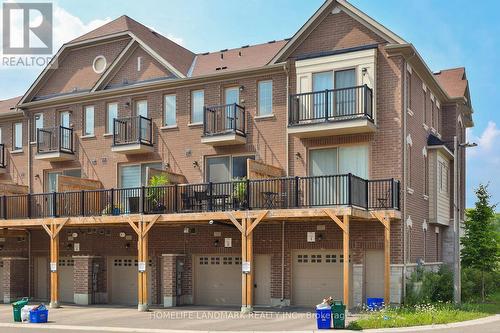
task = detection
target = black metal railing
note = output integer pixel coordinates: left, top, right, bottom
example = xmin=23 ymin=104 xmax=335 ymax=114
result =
xmin=113 ymin=116 xmax=153 ymax=146
xmin=289 ymin=85 xmax=373 ymax=126
xmin=36 ymin=126 xmax=74 ymax=154
xmin=0 ymin=144 xmax=5 ymax=168
xmin=0 ymin=174 xmax=400 ymax=220
xmin=203 ymin=103 xmax=246 ymax=136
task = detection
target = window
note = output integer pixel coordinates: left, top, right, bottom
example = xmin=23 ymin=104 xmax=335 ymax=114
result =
xmin=435 ymin=106 xmax=440 ymax=132
xmin=60 ymin=111 xmax=71 ymax=128
xmin=424 ymin=155 xmax=429 ymax=196
xmin=205 ymin=155 xmax=255 ymax=182
xmin=106 ymin=103 xmax=118 ymax=134
xmin=135 ymin=100 xmax=148 ymax=118
xmin=164 ymin=95 xmax=176 ymax=126
xmin=407 ymin=72 xmax=412 ymax=110
xmin=423 ymin=90 xmax=427 ymax=124
xmin=191 ymin=90 xmax=204 ymax=124
xmin=258 ymin=80 xmax=273 ymax=116
xmin=33 ymin=113 xmax=44 ymax=140
xmin=119 ymin=162 xmax=162 ymax=188
xmin=83 ymin=106 xmax=94 ymax=136
xmin=407 ymin=144 xmax=412 ymax=189
xmin=0 ymin=127 xmax=2 ymax=144
xmin=13 ymin=122 xmax=22 ymax=150
xmin=431 ymin=100 xmax=435 ymax=129
xmin=438 ymin=160 xmax=449 ymax=194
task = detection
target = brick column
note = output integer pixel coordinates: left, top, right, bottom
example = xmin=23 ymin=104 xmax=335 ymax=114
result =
xmin=161 ymin=254 xmax=185 ymax=307
xmin=352 ymin=264 xmax=363 ymax=308
xmin=73 ymin=256 xmax=103 ymax=305
xmin=2 ymin=257 xmax=29 ymax=303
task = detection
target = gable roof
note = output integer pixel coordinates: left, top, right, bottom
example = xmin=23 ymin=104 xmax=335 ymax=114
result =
xmin=72 ymin=15 xmax=196 ymax=76
xmin=190 ymin=40 xmax=288 ymax=77
xmin=433 ymin=67 xmax=468 ymax=98
xmin=270 ymin=0 xmax=406 ymax=64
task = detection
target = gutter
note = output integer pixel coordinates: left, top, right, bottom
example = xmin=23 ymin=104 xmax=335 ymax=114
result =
xmin=15 ymin=63 xmax=287 ymax=111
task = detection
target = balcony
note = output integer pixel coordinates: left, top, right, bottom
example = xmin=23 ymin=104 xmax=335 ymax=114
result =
xmin=201 ymin=103 xmax=246 ymax=146
xmin=0 ymin=174 xmax=400 ymax=219
xmin=0 ymin=144 xmax=6 ymax=173
xmin=288 ymin=85 xmax=376 ymax=138
xmin=35 ymin=126 xmax=75 ymax=161
xmin=111 ymin=116 xmax=154 ymax=154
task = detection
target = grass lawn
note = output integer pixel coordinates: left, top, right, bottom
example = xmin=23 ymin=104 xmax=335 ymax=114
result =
xmin=347 ymin=292 xmax=500 ymax=330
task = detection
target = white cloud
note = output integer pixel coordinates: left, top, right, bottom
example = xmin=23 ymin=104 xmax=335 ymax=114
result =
xmin=52 ymin=5 xmax=112 ymax=50
xmin=467 ymin=121 xmax=500 ymax=155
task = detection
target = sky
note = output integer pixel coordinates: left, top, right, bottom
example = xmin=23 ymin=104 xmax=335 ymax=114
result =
xmin=0 ymin=0 xmax=499 ymax=208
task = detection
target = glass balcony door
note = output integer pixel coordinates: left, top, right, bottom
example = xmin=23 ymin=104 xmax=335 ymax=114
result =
xmin=135 ymin=100 xmax=148 ymax=141
xmin=59 ymin=111 xmax=71 ymax=150
xmin=334 ymin=69 xmax=356 ymax=117
xmin=312 ymin=72 xmax=333 ymax=119
xmin=225 ymin=87 xmax=239 ymax=131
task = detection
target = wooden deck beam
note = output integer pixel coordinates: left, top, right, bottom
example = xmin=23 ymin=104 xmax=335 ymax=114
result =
xmin=372 ymin=212 xmax=392 ymax=305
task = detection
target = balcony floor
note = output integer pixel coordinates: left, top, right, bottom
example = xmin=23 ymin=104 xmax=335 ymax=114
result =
xmin=111 ymin=143 xmax=154 ymax=154
xmin=288 ymin=118 xmax=376 ymax=138
xmin=201 ymin=133 xmax=246 ymax=146
xmin=35 ymin=151 xmax=75 ymax=162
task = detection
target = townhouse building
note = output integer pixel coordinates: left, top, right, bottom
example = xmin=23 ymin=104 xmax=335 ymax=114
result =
xmin=0 ymin=0 xmax=472 ymax=312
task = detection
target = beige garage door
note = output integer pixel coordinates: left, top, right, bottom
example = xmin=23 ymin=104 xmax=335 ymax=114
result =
xmin=34 ymin=257 xmax=48 ymax=301
xmin=292 ymin=250 xmax=353 ymax=307
xmin=255 ymin=255 xmax=271 ymax=306
xmin=365 ymin=250 xmax=384 ymax=299
xmin=59 ymin=258 xmax=74 ymax=303
xmin=0 ymin=260 xmax=4 ymax=303
xmin=195 ymin=255 xmax=242 ymax=306
xmin=108 ymin=257 xmax=153 ymax=305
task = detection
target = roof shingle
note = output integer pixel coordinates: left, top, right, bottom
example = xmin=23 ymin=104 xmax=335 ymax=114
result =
xmin=0 ymin=96 xmax=21 ymax=114
xmin=434 ymin=67 xmax=468 ymax=98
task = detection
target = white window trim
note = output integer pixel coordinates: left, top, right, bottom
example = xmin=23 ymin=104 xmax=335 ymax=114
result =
xmin=191 ymin=89 xmax=204 ymax=124
xmin=163 ymin=94 xmax=177 ymax=127
xmin=106 ymin=103 xmax=118 ymax=135
xmin=83 ymin=105 xmax=95 ymax=137
xmin=257 ymin=80 xmax=273 ymax=117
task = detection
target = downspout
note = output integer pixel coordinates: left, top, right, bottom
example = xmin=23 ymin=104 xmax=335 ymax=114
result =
xmin=402 ymin=59 xmax=408 ymax=302
xmin=284 ymin=62 xmax=290 ymax=176
xmin=23 ymin=109 xmax=32 ymax=193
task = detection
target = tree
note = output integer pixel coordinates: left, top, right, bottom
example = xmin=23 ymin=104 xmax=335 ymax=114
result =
xmin=461 ymin=184 xmax=499 ymax=302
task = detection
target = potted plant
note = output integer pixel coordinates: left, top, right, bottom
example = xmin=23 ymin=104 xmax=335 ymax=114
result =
xmin=147 ymin=174 xmax=169 ymax=213
xmin=232 ymin=177 xmax=248 ymax=210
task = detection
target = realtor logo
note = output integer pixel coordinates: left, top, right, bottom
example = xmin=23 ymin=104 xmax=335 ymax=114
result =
xmin=2 ymin=2 xmax=53 ymax=55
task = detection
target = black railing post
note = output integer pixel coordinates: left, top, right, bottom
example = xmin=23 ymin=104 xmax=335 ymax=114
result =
xmin=80 ymin=190 xmax=85 ymax=216
xmin=242 ymin=106 xmax=246 ymax=134
xmin=174 ymin=184 xmax=178 ymax=213
xmin=324 ymin=89 xmax=329 ymax=121
xmin=110 ymin=188 xmax=115 ymax=215
xmin=347 ymin=173 xmax=352 ymax=206
xmin=295 ymin=176 xmax=300 ymax=208
xmin=208 ymin=182 xmax=213 ymax=211
xmin=2 ymin=195 xmax=6 ymax=219
xmin=203 ymin=106 xmax=207 ymax=135
xmin=52 ymin=191 xmax=58 ymax=217
xmin=245 ymin=178 xmax=250 ymax=210
xmin=363 ymin=85 xmax=368 ymax=116
xmin=141 ymin=185 xmax=145 ymax=214
xmin=391 ymin=178 xmax=395 ymax=209
xmin=233 ymin=103 xmax=237 ymax=131
xmin=27 ymin=193 xmax=31 ymax=218
xmin=365 ymin=179 xmax=369 ymax=210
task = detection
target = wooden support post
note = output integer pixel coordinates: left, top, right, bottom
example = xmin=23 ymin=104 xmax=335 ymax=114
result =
xmin=137 ymin=220 xmax=143 ymax=309
xmin=241 ymin=218 xmax=249 ymax=313
xmin=246 ymin=218 xmax=254 ymax=312
xmin=142 ymin=224 xmax=149 ymax=310
xmin=384 ymin=218 xmax=391 ymax=305
xmin=371 ymin=212 xmax=391 ymax=306
xmin=343 ymin=214 xmax=350 ymax=309
xmin=49 ymin=223 xmax=60 ymax=308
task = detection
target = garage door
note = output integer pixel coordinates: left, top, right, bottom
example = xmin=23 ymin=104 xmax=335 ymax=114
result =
xmin=108 ymin=257 xmax=153 ymax=305
xmin=0 ymin=260 xmax=4 ymax=303
xmin=292 ymin=250 xmax=353 ymax=306
xmin=365 ymin=250 xmax=384 ymax=299
xmin=255 ymin=255 xmax=271 ymax=306
xmin=34 ymin=257 xmax=48 ymax=301
xmin=59 ymin=258 xmax=74 ymax=303
xmin=195 ymin=255 xmax=242 ymax=306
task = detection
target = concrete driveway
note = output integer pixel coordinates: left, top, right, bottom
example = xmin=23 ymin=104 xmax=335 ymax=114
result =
xmin=0 ymin=304 xmax=325 ymax=331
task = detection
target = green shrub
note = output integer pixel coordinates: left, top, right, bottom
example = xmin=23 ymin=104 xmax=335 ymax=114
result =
xmin=462 ymin=267 xmax=500 ymax=302
xmin=405 ymin=266 xmax=453 ymax=305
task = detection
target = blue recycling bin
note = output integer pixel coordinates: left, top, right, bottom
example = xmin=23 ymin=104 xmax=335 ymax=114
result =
xmin=316 ymin=308 xmax=332 ymax=329
xmin=367 ymin=297 xmax=384 ymax=310
xmin=29 ymin=305 xmax=48 ymax=323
